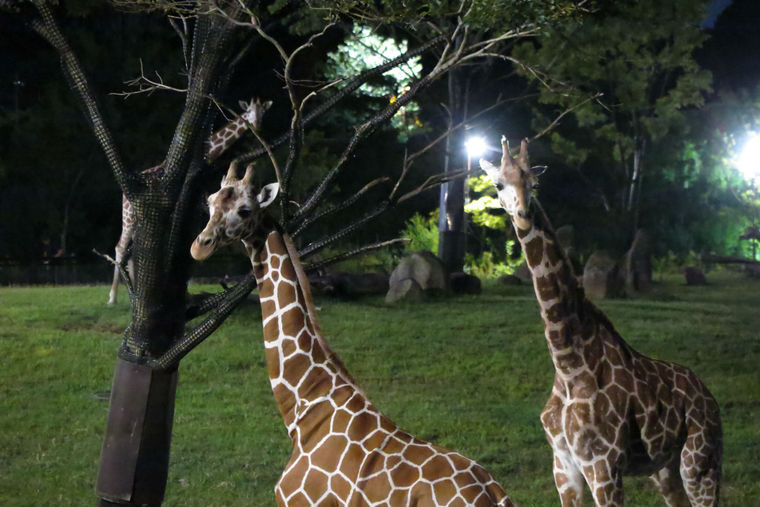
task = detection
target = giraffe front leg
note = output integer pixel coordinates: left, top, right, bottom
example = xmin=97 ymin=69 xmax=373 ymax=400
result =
xmin=581 ymin=462 xmax=623 ymax=507
xmin=107 ymin=245 xmax=125 ymax=306
xmin=551 ymin=450 xmax=585 ymax=507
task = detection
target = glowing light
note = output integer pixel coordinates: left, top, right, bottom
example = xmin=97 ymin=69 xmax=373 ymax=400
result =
xmin=737 ymin=132 xmax=760 ymax=183
xmin=464 ymin=136 xmax=487 ymax=159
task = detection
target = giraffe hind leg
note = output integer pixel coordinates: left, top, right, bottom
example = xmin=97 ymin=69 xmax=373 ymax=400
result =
xmin=680 ymin=441 xmax=721 ymax=507
xmin=650 ymin=459 xmax=689 ymax=507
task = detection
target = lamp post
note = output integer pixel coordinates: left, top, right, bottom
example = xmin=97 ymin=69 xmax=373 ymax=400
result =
xmin=737 ymin=132 xmax=760 ymax=260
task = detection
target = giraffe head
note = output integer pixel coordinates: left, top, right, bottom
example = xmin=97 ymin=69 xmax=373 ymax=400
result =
xmin=479 ymin=136 xmax=545 ymax=230
xmin=190 ymin=161 xmax=279 ymax=261
xmin=239 ymin=98 xmax=273 ymax=131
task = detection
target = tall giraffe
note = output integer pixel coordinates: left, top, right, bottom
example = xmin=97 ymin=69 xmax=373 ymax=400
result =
xmin=107 ymin=98 xmax=272 ymax=305
xmin=190 ymin=162 xmax=512 ymax=506
xmin=480 ymin=136 xmax=722 ymax=506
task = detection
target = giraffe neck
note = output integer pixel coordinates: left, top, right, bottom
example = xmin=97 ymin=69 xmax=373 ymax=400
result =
xmin=514 ymin=202 xmax=601 ymax=371
xmin=205 ymin=116 xmax=250 ymax=161
xmin=249 ymin=230 xmax=363 ymax=441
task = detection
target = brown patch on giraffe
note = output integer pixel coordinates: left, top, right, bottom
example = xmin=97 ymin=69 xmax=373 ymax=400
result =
xmin=331 ymin=409 xmax=352 ymax=433
xmin=311 ymin=435 xmax=347 ymax=470
xmin=421 ymin=454 xmax=454 ymax=478
xmin=460 ymin=482 xmax=485 ymax=503
xmin=281 ymin=306 xmax=307 ymax=338
xmin=405 ymin=443 xmax=434 ymax=464
xmin=362 ymin=429 xmax=389 ymax=451
xmin=383 ymin=436 xmax=405 ymax=455
xmin=296 ymin=329 xmax=312 ymax=353
xmin=389 ymin=488 xmax=410 ymax=505
xmin=266 ymin=347 xmax=280 ymax=379
xmin=283 ymin=353 xmax=310 ymax=386
xmin=330 ymin=473 xmax=351 ymax=500
xmin=304 ymin=468 xmax=329 ymax=503
xmin=262 ymin=315 xmax=279 ymax=340
xmin=346 ymin=393 xmax=366 ymax=413
xmin=277 ymin=281 xmax=297 ymax=309
xmin=449 ymin=497 xmax=467 ymax=507
xmin=537 ymin=274 xmax=561 ymax=302
xmin=347 ymin=411 xmax=378 ymax=442
xmin=281 ymin=337 xmax=296 ymax=357
xmin=361 ymin=470 xmax=393 ymax=503
xmin=298 ymin=367 xmax=331 ymax=400
xmin=524 ymin=235 xmax=544 ymax=268
xmin=260 ymin=298 xmax=276 ymax=318
xmin=287 ymin=491 xmax=310 ymax=505
xmin=298 ymin=404 xmax=331 ymax=453
xmin=433 ymin=478 xmax=457 ymax=503
xmin=390 ymin=461 xmax=419 ymax=487
xmin=279 ymin=454 xmax=309 ymax=493
xmin=340 ymin=443 xmax=365 ymax=482
xmin=311 ymin=341 xmax=327 ymax=364
xmin=331 ymin=385 xmax=353 ymax=406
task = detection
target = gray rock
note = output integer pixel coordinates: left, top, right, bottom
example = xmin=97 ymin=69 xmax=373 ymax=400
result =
xmin=583 ymin=251 xmax=625 ymax=299
xmin=388 ymin=251 xmax=448 ymax=292
xmin=385 ymin=278 xmax=425 ymax=303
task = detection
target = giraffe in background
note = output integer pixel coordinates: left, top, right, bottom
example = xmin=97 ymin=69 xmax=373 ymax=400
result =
xmin=107 ymin=98 xmax=272 ymax=305
xmin=480 ymin=135 xmax=721 ymax=506
xmin=190 ymin=162 xmax=512 ymax=506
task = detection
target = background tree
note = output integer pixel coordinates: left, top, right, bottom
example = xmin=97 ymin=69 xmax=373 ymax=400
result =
xmin=512 ymin=0 xmax=713 ymax=252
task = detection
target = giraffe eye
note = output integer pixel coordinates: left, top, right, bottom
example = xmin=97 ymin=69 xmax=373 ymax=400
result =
xmin=238 ymin=206 xmax=251 ymax=218
xmin=495 ymin=183 xmax=504 ymax=191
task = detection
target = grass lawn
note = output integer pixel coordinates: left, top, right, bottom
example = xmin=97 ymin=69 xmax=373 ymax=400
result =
xmin=0 ymin=271 xmax=758 ymax=506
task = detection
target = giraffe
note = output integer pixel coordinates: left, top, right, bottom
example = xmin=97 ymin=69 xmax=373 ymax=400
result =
xmin=189 ymin=161 xmax=513 ymax=506
xmin=479 ymin=136 xmax=722 ymax=506
xmin=107 ymin=98 xmax=272 ymax=305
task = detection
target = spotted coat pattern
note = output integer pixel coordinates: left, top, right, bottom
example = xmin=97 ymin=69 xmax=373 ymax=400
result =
xmin=190 ymin=165 xmax=513 ymax=506
xmin=481 ymin=136 xmax=722 ymax=507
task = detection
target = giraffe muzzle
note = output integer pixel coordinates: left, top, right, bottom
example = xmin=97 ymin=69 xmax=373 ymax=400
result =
xmin=190 ymin=235 xmax=216 ymax=261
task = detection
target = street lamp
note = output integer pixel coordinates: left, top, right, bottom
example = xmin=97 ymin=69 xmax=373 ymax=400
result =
xmin=737 ymin=132 xmax=760 ymax=184
xmin=464 ymin=136 xmax=487 ymax=166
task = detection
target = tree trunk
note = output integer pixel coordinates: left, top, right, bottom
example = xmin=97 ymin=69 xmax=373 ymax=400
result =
xmin=437 ymin=66 xmax=467 ymax=272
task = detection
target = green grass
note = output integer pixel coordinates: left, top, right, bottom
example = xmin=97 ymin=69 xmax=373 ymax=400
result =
xmin=0 ymin=272 xmax=758 ymax=505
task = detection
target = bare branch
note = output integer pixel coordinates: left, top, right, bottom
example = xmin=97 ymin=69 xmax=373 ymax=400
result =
xmin=31 ymin=3 xmax=133 ymax=198
xmin=530 ymin=91 xmax=603 ymax=141
xmin=111 ymin=59 xmax=188 ymax=98
xmin=305 ymin=238 xmax=410 ymax=273
xmin=153 ymin=274 xmax=257 ymax=369
xmin=93 ymin=248 xmax=135 ymax=303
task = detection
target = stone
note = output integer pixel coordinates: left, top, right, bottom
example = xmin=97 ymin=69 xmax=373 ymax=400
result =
xmin=625 ymin=229 xmax=652 ymax=293
xmin=682 ymin=266 xmax=707 ymax=285
xmin=513 ymin=263 xmax=532 ymax=283
xmin=388 ymin=251 xmax=448 ymax=292
xmin=450 ymin=272 xmax=481 ymax=295
xmin=384 ymin=278 xmax=425 ymax=303
xmin=583 ymin=251 xmax=625 ymax=299
xmin=497 ymin=274 xmax=522 ymax=286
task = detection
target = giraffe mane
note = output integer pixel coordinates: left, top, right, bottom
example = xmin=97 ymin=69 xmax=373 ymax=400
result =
xmin=281 ymin=233 xmax=361 ymax=389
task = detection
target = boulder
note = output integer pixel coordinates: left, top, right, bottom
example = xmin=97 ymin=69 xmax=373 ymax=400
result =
xmin=625 ymin=229 xmax=652 ymax=293
xmin=583 ymin=251 xmax=625 ymax=299
xmin=513 ymin=263 xmax=532 ymax=283
xmin=682 ymin=266 xmax=707 ymax=285
xmin=497 ymin=274 xmax=522 ymax=286
xmin=388 ymin=251 xmax=448 ymax=292
xmin=450 ymin=272 xmax=482 ymax=295
xmin=384 ymin=278 xmax=425 ymax=303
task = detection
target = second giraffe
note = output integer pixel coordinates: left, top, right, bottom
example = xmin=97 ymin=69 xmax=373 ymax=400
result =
xmin=480 ymin=135 xmax=721 ymax=507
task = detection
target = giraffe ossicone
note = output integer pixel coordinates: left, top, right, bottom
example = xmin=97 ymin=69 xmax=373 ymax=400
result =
xmin=107 ymin=98 xmax=271 ymax=305
xmin=190 ymin=161 xmax=513 ymax=506
xmin=483 ymin=134 xmax=722 ymax=507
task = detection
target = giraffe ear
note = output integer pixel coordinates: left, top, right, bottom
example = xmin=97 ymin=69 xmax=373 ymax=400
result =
xmin=257 ymin=183 xmax=279 ymax=208
xmin=239 ymin=99 xmax=251 ymax=110
xmin=479 ymin=159 xmax=498 ymax=177
xmin=263 ymin=100 xmax=273 ymax=110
